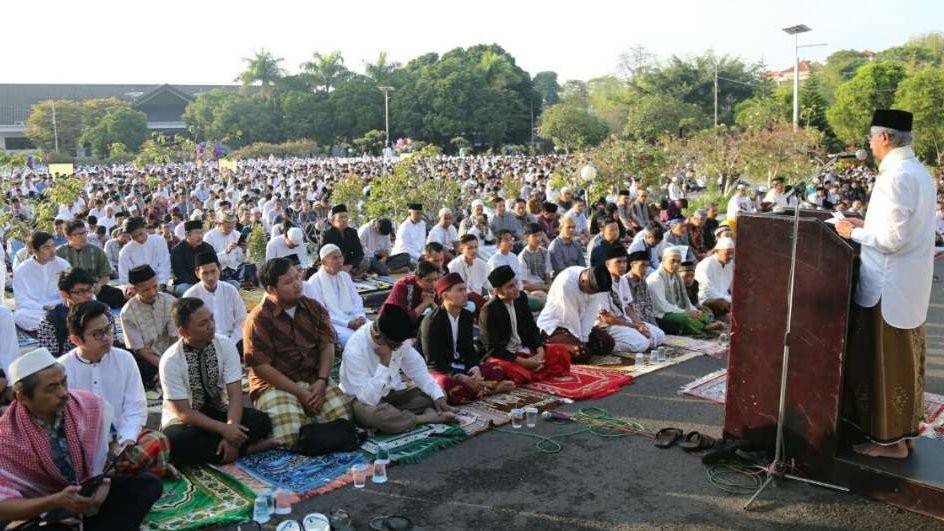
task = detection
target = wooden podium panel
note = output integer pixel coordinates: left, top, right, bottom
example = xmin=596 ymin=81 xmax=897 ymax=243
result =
xmin=723 ymin=212 xmax=857 ymax=481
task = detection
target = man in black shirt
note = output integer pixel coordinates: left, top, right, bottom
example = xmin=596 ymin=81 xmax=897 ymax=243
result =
xmin=170 ymin=220 xmax=216 ymax=296
xmin=321 ymin=204 xmax=368 ymax=278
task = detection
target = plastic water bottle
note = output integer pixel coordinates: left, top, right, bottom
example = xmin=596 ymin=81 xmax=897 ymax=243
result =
xmin=372 ymin=443 xmax=389 ymax=484
xmin=253 ymin=495 xmax=270 ymax=524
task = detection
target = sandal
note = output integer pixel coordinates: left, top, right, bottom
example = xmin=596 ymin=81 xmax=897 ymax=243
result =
xmin=653 ymin=427 xmax=684 ymax=449
xmin=679 ymin=431 xmax=716 ymax=451
xmin=369 ymin=515 xmax=420 ymax=531
xmin=701 ymin=438 xmax=751 ymax=465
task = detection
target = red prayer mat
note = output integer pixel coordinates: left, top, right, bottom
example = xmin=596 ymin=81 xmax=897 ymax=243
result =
xmin=522 ymin=365 xmax=633 ymax=400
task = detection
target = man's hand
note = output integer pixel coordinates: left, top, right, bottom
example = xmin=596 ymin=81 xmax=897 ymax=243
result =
xmin=219 ymin=422 xmax=249 ymax=448
xmin=216 ymin=440 xmax=239 ymax=464
xmin=835 ymin=219 xmax=854 ymax=239
xmin=433 ymin=397 xmax=453 ymax=413
xmin=688 ymin=310 xmax=702 ymax=320
xmin=458 ymin=373 xmax=484 ymax=395
xmin=348 ymin=317 xmax=366 ymax=329
xmin=636 ymin=323 xmax=651 ymax=338
xmin=55 ymin=485 xmax=97 ymax=516
xmin=305 ymin=379 xmax=327 ymax=412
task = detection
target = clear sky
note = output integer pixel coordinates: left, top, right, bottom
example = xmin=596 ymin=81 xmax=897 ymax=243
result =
xmin=2 ymin=0 xmax=939 ymax=85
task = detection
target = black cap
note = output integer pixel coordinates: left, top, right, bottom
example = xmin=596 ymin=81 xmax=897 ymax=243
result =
xmin=195 ymin=251 xmax=219 ymax=268
xmin=870 ymin=109 xmax=912 ymax=132
xmin=377 ymin=304 xmax=415 ymax=342
xmin=586 ymin=265 xmax=613 ymax=293
xmin=124 ymin=216 xmax=146 ymax=234
xmin=183 ymin=220 xmax=203 ymax=232
xmin=542 ymin=202 xmax=558 ymax=213
xmin=128 ymin=264 xmax=156 ymax=284
xmin=407 ymin=203 xmax=423 ymax=211
xmin=487 ymin=265 xmax=516 ymax=288
xmin=523 ymin=222 xmax=544 ymax=236
xmin=604 ymin=245 xmax=628 ymax=261
xmin=679 ymin=261 xmax=696 ymax=272
xmin=331 ymin=204 xmax=348 ymax=215
xmin=627 ymin=250 xmax=649 ymax=263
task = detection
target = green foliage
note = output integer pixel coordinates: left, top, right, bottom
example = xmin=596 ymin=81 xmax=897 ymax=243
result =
xmin=229 ymin=139 xmax=323 ymax=160
xmin=588 ymin=76 xmax=634 ymax=133
xmin=352 ymin=129 xmax=387 ymax=156
xmin=80 ymin=106 xmax=148 ymax=158
xmin=894 ymin=67 xmax=944 ymax=164
xmin=827 ymin=61 xmax=907 ymax=145
xmin=818 ymin=49 xmax=870 ymax=103
xmin=236 ymin=49 xmax=284 ymax=98
xmin=329 ymin=173 xmax=370 ymax=225
xmin=134 ymin=134 xmax=195 ymax=167
xmin=25 ymin=100 xmax=85 ymax=153
xmin=624 ymin=93 xmax=708 ymax=141
xmin=247 ymin=223 xmax=268 ymax=264
xmin=589 ymin=137 xmax=669 ymax=193
xmin=359 ymin=147 xmax=462 ymax=224
xmin=301 ymin=50 xmax=351 ymax=93
xmin=183 ymin=91 xmax=280 ymax=148
xmin=734 ymin=94 xmax=789 ymax=129
xmin=532 ymin=71 xmax=560 ymax=107
xmin=537 ymin=104 xmax=609 ymax=151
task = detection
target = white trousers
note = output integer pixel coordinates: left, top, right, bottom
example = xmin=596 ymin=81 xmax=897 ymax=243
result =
xmin=605 ymin=321 xmax=666 ymax=352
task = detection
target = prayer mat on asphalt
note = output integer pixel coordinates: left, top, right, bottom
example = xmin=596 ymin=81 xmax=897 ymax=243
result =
xmin=239 ymin=288 xmax=264 ymax=312
xmin=522 ymin=365 xmax=634 ymax=400
xmin=361 ymin=423 xmax=466 ymax=464
xmin=662 ymin=335 xmax=728 ymax=359
xmin=225 ymin=450 xmax=366 ymax=500
xmin=143 ymin=465 xmax=255 ymax=531
xmin=454 ymin=388 xmax=562 ymax=436
xmin=588 ymin=349 xmax=704 ymax=377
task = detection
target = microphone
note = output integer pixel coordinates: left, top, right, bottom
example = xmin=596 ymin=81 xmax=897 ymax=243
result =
xmin=826 ymin=149 xmax=868 ymax=160
xmin=541 ymin=410 xmax=573 ymax=422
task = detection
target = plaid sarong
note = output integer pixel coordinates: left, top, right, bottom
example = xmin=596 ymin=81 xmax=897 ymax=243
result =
xmin=253 ymin=380 xmax=352 ymax=446
xmin=117 ymin=429 xmax=173 ymax=478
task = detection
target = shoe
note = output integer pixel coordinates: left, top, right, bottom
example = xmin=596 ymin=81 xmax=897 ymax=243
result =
xmin=653 ymin=427 xmax=684 ymax=449
xmin=701 ymin=438 xmax=751 ymax=465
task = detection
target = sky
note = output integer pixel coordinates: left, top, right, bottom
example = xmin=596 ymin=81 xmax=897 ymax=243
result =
xmin=2 ymin=0 xmax=940 ymax=85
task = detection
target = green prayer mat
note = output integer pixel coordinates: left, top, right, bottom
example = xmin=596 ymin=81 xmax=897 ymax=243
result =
xmin=143 ymin=466 xmax=256 ymax=531
xmin=361 ymin=423 xmax=466 ymax=465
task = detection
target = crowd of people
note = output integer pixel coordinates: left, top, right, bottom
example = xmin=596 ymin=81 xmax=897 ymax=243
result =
xmin=0 ymin=108 xmax=940 ymax=527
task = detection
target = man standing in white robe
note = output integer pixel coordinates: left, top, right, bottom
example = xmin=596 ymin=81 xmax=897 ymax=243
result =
xmin=12 ymin=231 xmax=71 ymax=331
xmin=304 ymin=244 xmax=366 ymax=348
xmin=183 ymin=252 xmax=246 ymax=349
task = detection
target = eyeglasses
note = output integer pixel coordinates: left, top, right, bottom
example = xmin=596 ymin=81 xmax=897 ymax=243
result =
xmin=86 ymin=326 xmax=113 ymax=341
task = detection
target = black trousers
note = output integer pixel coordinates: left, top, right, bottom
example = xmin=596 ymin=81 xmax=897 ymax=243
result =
xmin=135 ymin=357 xmax=159 ymax=389
xmin=164 ymin=407 xmax=272 ymax=466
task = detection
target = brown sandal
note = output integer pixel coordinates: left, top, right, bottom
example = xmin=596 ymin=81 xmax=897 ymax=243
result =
xmin=679 ymin=431 xmax=716 ymax=451
xmin=654 ymin=427 xmax=684 ymax=448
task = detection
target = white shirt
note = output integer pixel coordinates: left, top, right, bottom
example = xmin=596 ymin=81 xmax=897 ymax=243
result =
xmin=694 ymin=254 xmax=734 ymax=304
xmin=183 ymin=282 xmax=246 ymax=345
xmin=448 ymin=255 xmax=491 ymax=296
xmin=487 ymin=251 xmax=524 ymax=289
xmin=339 ymin=324 xmax=444 ymax=406
xmin=204 ymin=228 xmax=245 ymax=270
xmin=304 ymin=269 xmax=366 ymax=328
xmin=158 ymin=335 xmax=243 ymax=428
xmin=358 ymin=224 xmax=392 ymax=256
xmin=12 ymin=256 xmax=71 ymax=313
xmin=265 ymin=235 xmax=310 ymax=268
xmin=118 ymin=234 xmax=171 ymax=285
xmin=646 ymin=268 xmax=693 ymax=317
xmin=391 ymin=219 xmax=427 ymax=260
xmin=668 ymin=183 xmax=684 ymax=201
xmin=564 ymin=209 xmax=589 ymax=234
xmin=851 ymin=146 xmax=936 ymax=328
xmin=536 ymin=266 xmax=605 ymax=341
xmin=426 ymin=224 xmax=458 ymax=249
xmin=763 ymin=189 xmax=797 ymax=209
xmin=0 ymin=307 xmax=19 ymax=375
xmin=935 ymin=210 xmax=944 ymax=236
xmin=726 ymin=194 xmax=754 ymax=220
xmin=58 ymin=346 xmax=147 ymax=444
xmin=0 ymin=245 xmax=5 ymax=305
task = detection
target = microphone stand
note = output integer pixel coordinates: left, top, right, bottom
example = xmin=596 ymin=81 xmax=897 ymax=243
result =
xmin=743 ymin=155 xmax=850 ymax=510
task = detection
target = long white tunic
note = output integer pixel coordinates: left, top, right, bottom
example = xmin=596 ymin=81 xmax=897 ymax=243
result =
xmin=183 ymin=281 xmax=246 ymax=345
xmin=391 ymin=219 xmax=427 ymax=260
xmin=339 ymin=324 xmax=444 ymax=407
xmin=265 ymin=235 xmax=310 ymax=268
xmin=58 ymin=346 xmax=147 ymax=444
xmin=851 ymin=146 xmax=935 ymax=328
xmin=304 ymin=269 xmax=366 ymax=329
xmin=726 ymin=194 xmax=754 ymax=220
xmin=447 ymin=256 xmax=491 ymax=296
xmin=694 ymin=255 xmax=734 ymax=304
xmin=536 ymin=266 xmax=605 ymax=341
xmin=646 ymin=268 xmax=694 ymax=318
xmin=426 ymin=224 xmax=458 ymax=249
xmin=118 ymin=234 xmax=171 ymax=285
xmin=358 ymin=224 xmax=392 ymax=256
xmin=204 ymin=228 xmax=245 ymax=271
xmin=12 ymin=256 xmax=72 ymax=330
xmin=0 ymin=308 xmax=18 ymax=374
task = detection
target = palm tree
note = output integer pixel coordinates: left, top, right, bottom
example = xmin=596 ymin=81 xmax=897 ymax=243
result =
xmin=236 ymin=49 xmax=285 ymax=98
xmin=300 ymin=50 xmax=349 ymax=93
xmin=364 ymin=51 xmax=400 ymax=84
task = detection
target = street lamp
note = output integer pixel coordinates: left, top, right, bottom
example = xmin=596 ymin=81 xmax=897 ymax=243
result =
xmin=782 ymin=24 xmax=811 ymax=132
xmin=378 ymin=86 xmax=394 ymax=149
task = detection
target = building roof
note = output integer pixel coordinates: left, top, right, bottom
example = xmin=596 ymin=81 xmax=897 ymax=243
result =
xmin=0 ymin=83 xmax=241 ymax=125
xmin=765 ymin=60 xmax=812 ymax=79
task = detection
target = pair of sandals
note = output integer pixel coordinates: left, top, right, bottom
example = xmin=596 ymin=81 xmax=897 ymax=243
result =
xmin=654 ymin=427 xmax=716 ymax=451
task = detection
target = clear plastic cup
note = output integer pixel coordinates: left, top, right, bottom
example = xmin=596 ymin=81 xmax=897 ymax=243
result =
xmin=351 ymin=463 xmax=368 ymax=488
xmin=719 ymin=332 xmax=729 ymax=346
xmin=635 ymin=352 xmax=645 ymax=367
xmin=263 ymin=488 xmax=275 ymax=515
xmin=253 ymin=496 xmax=271 ymax=524
xmin=524 ymin=407 xmax=538 ymax=428
xmin=511 ymin=408 xmax=524 ymax=428
xmin=372 ymin=443 xmax=389 ymax=484
xmin=273 ymin=488 xmax=292 ymax=515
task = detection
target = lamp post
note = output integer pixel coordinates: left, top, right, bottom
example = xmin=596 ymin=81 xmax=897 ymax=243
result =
xmin=378 ymin=86 xmax=394 ymax=149
xmin=782 ymin=24 xmax=811 ymax=132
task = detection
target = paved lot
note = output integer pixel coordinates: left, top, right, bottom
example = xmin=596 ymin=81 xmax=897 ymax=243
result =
xmin=223 ymin=260 xmax=944 ymax=531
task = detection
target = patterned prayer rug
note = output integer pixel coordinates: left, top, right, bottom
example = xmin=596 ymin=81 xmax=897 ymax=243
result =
xmin=454 ymin=388 xmax=562 ymax=436
xmin=522 ymin=366 xmax=634 ymax=400
xmin=226 ymin=450 xmax=366 ymax=499
xmin=361 ymin=423 xmax=466 ymax=464
xmin=143 ymin=466 xmax=255 ymax=531
xmin=662 ymin=335 xmax=728 ymax=359
xmin=588 ymin=350 xmax=704 ymax=377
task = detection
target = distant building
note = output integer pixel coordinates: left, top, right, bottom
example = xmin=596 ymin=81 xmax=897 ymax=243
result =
xmin=0 ymin=83 xmax=241 ymax=152
xmin=765 ymin=60 xmax=812 ymax=87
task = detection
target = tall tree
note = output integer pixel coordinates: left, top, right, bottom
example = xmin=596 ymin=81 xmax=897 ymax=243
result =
xmin=236 ymin=49 xmax=284 ymax=97
xmin=537 ymin=103 xmax=608 ymax=152
xmin=624 ymin=94 xmax=707 ymax=141
xmin=364 ymin=51 xmax=400 ymax=84
xmin=617 ymin=45 xmax=658 ymax=80
xmin=301 ymin=50 xmax=350 ymax=93
xmin=532 ymin=71 xmax=560 ymax=107
xmin=827 ymin=61 xmax=907 ymax=145
xmin=24 ymin=100 xmax=86 ymax=154
xmin=80 ymin=106 xmax=148 ymax=157
xmin=894 ymin=66 xmax=944 ymax=164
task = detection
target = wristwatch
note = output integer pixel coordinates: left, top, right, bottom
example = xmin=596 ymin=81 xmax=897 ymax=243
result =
xmin=316 ymin=376 xmax=329 ymax=384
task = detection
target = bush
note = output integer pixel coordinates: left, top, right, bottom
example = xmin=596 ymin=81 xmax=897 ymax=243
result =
xmin=230 ymin=139 xmax=323 ymax=160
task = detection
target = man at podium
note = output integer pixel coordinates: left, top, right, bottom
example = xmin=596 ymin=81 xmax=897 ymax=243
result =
xmin=835 ymin=109 xmax=936 ymax=459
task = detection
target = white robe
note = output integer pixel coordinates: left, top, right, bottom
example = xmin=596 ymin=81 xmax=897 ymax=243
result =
xmin=536 ymin=266 xmax=605 ymax=342
xmin=646 ymin=268 xmax=693 ymax=318
xmin=694 ymin=255 xmax=734 ymax=304
xmin=12 ymin=256 xmax=71 ymax=331
xmin=447 ymin=256 xmax=491 ymax=296
xmin=599 ymin=275 xmax=664 ymax=352
xmin=118 ymin=234 xmax=171 ymax=285
xmin=204 ymin=228 xmax=245 ymax=271
xmin=265 ymin=236 xmax=310 ymax=268
xmin=183 ymin=281 xmax=246 ymax=345
xmin=426 ymin=224 xmax=458 ymax=249
xmin=391 ymin=219 xmax=427 ymax=260
xmin=0 ymin=307 xmax=18 ymax=374
xmin=304 ymin=269 xmax=365 ymax=347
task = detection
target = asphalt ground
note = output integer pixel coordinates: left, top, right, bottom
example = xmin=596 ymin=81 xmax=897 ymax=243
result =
xmin=218 ymin=260 xmax=944 ymax=531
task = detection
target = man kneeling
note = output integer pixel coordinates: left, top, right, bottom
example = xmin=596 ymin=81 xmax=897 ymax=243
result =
xmin=340 ymin=304 xmax=456 ymax=434
xmin=420 ymin=273 xmax=514 ymax=404
xmin=160 ymin=298 xmax=280 ymax=465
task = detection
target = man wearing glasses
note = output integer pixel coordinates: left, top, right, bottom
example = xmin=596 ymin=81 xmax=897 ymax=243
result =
xmin=55 ymin=220 xmax=125 ymax=308
xmin=36 ymin=268 xmax=118 ymax=358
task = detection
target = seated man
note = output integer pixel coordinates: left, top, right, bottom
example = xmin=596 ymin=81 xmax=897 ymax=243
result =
xmin=358 ymin=217 xmax=411 ymax=275
xmin=304 ymin=244 xmax=367 ymax=348
xmin=628 ymin=220 xmax=666 ymax=273
xmin=447 ymin=234 xmax=491 ymax=312
xmin=479 ymin=266 xmax=571 ymax=384
xmin=517 ymin=223 xmax=552 ymax=294
xmin=183 ymin=252 xmax=246 ymax=351
xmin=266 ymin=227 xmax=310 ymax=268
xmin=596 ymin=247 xmax=665 ymax=353
xmin=59 ymin=301 xmax=174 ymax=478
xmin=117 ymin=217 xmax=171 ymax=288
xmin=120 ymin=265 xmax=179 ymax=387
xmin=382 ymin=260 xmax=442 ymax=326
xmin=548 ymin=216 xmax=586 ymax=276
xmin=321 ymin=204 xmax=368 ymax=277
xmin=679 ymin=261 xmax=702 ymax=309
xmin=421 ymin=241 xmax=450 ymax=276
xmin=204 ymin=210 xmax=247 ymax=283
xmin=0 ymin=348 xmax=162 ymax=530
xmin=244 ymin=258 xmax=352 ymax=447
xmin=37 ymin=268 xmax=117 ymax=358
xmin=586 ymin=218 xmax=625 ymax=268
xmin=427 ymin=208 xmax=460 ymax=257
xmin=694 ymin=237 xmax=735 ymax=319
xmin=170 ymin=219 xmax=215 ymax=296
xmin=12 ymin=231 xmax=72 ymax=332
xmin=419 ymin=273 xmax=514 ymax=405
xmin=390 ymin=203 xmax=427 ymax=268
xmin=340 ymin=304 xmax=456 ymax=434
xmin=488 ymin=229 xmax=546 ymax=308
xmin=646 ymin=247 xmax=724 ymax=335
xmin=536 ymin=264 xmax=615 ymax=363
xmin=55 ymin=219 xmax=124 ymax=308
xmin=160 ymin=298 xmax=278 ymax=465
xmin=626 ymin=251 xmax=668 ymax=337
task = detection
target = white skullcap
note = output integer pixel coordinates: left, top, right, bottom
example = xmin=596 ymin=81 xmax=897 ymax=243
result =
xmin=715 ymin=237 xmax=735 ymax=250
xmin=662 ymin=246 xmax=683 ymax=259
xmin=287 ymin=227 xmax=304 ymax=245
xmin=471 ymin=199 xmax=484 ymax=208
xmin=190 ymin=209 xmax=203 ymax=220
xmin=9 ymin=348 xmax=58 ymax=385
xmin=438 ymin=207 xmax=453 ymax=217
xmin=319 ymin=243 xmax=341 ymax=259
